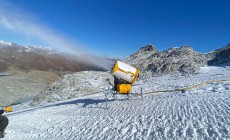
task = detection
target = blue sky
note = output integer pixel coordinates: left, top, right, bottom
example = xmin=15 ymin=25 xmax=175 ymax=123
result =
xmin=0 ymin=0 xmax=229 ymax=58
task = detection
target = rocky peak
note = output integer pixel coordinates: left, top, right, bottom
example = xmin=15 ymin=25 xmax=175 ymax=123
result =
xmin=163 ymin=46 xmax=195 ymax=56
xmin=126 ymin=45 xmax=209 ymax=78
xmin=125 ymin=44 xmax=158 ymax=67
xmin=139 ymin=44 xmax=157 ymax=53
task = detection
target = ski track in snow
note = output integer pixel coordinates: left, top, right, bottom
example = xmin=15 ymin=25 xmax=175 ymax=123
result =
xmin=4 ymin=66 xmax=230 ymax=140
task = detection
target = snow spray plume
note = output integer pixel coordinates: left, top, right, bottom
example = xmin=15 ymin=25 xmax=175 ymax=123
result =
xmin=61 ymin=52 xmax=115 ymax=71
xmin=81 ymin=54 xmax=115 ymax=71
xmin=0 ymin=2 xmax=116 ymax=70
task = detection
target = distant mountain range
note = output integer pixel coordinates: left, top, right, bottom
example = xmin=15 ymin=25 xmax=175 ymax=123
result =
xmin=1 ymin=40 xmax=229 ymax=76
xmin=125 ymin=43 xmax=230 ymax=77
xmin=0 ymin=40 xmax=107 ymax=72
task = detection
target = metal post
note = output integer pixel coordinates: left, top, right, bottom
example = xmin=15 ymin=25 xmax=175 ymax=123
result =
xmin=105 ymin=91 xmax=108 ymax=109
xmin=141 ymin=87 xmax=143 ymax=100
xmin=59 ymin=67 xmax=64 ymax=90
xmin=112 ymin=90 xmax=116 ymax=100
xmin=60 ymin=67 xmax=64 ymax=82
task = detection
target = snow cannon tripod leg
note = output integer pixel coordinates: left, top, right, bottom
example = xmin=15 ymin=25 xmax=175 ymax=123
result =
xmin=141 ymin=87 xmax=143 ymax=100
xmin=112 ymin=91 xmax=117 ymax=100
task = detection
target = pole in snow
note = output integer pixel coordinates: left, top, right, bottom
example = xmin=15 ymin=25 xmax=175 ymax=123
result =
xmin=60 ymin=67 xmax=64 ymax=81
xmin=105 ymin=91 xmax=108 ymax=109
xmin=141 ymin=87 xmax=143 ymax=100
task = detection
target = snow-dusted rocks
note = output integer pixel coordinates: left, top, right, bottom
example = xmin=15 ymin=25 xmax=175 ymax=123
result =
xmin=125 ymin=44 xmax=230 ymax=78
xmin=126 ymin=45 xmax=209 ymax=77
xmin=31 ymin=71 xmax=113 ymax=106
xmin=0 ymin=40 xmax=12 ymax=46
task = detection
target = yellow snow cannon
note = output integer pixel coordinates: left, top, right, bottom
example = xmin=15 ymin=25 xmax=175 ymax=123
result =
xmin=111 ymin=60 xmax=138 ymax=94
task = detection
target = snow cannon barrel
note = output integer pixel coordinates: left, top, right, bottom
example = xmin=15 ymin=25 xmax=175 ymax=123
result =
xmin=111 ymin=60 xmax=138 ymax=84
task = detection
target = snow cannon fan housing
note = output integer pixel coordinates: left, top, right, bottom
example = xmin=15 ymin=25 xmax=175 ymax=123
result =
xmin=111 ymin=60 xmax=139 ymax=94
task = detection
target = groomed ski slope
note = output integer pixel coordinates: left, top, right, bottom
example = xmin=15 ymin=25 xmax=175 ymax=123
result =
xmin=4 ymin=66 xmax=230 ymax=140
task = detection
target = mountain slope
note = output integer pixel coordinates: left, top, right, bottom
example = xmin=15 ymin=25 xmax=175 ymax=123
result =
xmin=207 ymin=44 xmax=230 ymax=65
xmin=0 ymin=70 xmax=59 ymax=107
xmin=126 ymin=45 xmax=209 ymax=77
xmin=0 ymin=40 xmax=105 ymax=72
xmin=125 ymin=44 xmax=230 ymax=77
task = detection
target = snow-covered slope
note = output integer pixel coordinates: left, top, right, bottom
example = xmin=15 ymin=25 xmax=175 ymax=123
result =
xmin=31 ymin=71 xmax=114 ymax=106
xmin=4 ymin=66 xmax=230 ymax=140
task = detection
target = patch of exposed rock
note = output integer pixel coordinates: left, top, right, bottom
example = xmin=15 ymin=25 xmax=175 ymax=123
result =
xmin=30 ymin=71 xmax=113 ymax=106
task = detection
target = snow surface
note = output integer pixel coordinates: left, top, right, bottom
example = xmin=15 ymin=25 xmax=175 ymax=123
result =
xmin=0 ymin=40 xmax=56 ymax=54
xmin=4 ymin=66 xmax=230 ymax=140
xmin=0 ymin=40 xmax=12 ymax=46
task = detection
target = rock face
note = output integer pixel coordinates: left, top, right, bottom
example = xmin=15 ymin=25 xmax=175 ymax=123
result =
xmin=126 ymin=45 xmax=209 ymax=77
xmin=207 ymin=44 xmax=230 ymax=65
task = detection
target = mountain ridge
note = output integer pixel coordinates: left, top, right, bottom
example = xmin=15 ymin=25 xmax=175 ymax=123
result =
xmin=0 ymin=41 xmax=106 ymax=72
xmin=125 ymin=43 xmax=230 ymax=77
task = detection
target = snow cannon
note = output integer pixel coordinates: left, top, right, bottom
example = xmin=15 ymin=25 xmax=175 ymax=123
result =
xmin=111 ymin=60 xmax=138 ymax=94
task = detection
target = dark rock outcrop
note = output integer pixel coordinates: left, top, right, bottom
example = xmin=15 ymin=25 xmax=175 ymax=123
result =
xmin=207 ymin=44 xmax=230 ymax=65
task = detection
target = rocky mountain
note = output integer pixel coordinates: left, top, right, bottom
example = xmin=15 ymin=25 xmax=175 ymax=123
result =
xmin=0 ymin=40 xmax=106 ymax=72
xmin=207 ymin=44 xmax=230 ymax=65
xmin=125 ymin=44 xmax=230 ymax=77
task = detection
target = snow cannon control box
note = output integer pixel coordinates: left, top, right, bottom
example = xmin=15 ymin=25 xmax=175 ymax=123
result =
xmin=111 ymin=60 xmax=138 ymax=94
xmin=117 ymin=84 xmax=132 ymax=94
